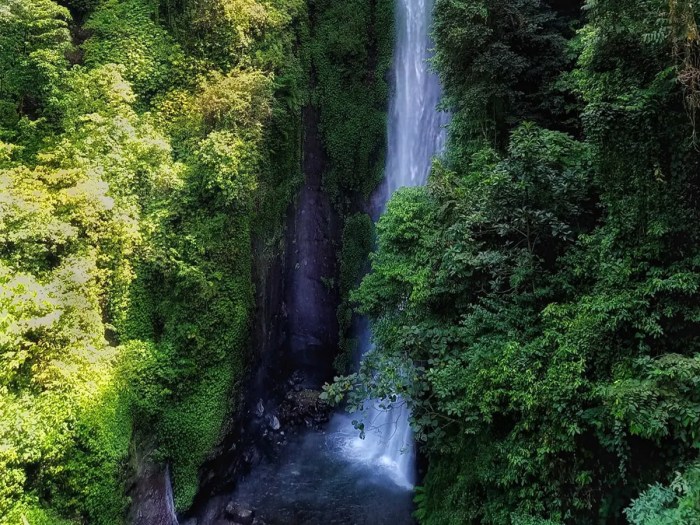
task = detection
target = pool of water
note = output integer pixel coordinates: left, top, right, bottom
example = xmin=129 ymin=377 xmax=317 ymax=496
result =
xmin=228 ymin=422 xmax=416 ymax=525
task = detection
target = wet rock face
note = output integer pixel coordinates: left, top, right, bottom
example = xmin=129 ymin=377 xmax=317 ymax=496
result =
xmin=266 ymin=414 xmax=281 ymax=431
xmin=194 ymin=500 xmax=266 ymax=525
xmin=130 ymin=463 xmax=179 ymax=525
xmin=283 ymin=106 xmax=340 ymax=387
xmin=254 ymin=399 xmax=265 ymax=418
xmin=181 ymin=106 xmax=341 ymax=524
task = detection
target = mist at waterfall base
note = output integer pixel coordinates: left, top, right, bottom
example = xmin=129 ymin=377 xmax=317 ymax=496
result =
xmin=226 ymin=0 xmax=447 ymax=521
xmin=228 ymin=426 xmax=414 ymax=524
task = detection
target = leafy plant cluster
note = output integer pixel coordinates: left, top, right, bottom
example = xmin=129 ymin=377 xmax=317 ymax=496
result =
xmin=0 ymin=0 xmax=306 ymax=521
xmin=329 ymin=0 xmax=700 ymax=523
xmin=309 ymin=0 xmax=393 ymax=203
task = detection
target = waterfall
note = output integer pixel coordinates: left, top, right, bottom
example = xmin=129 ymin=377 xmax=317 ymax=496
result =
xmin=192 ymin=0 xmax=448 ymax=520
xmin=333 ymin=0 xmax=447 ymax=489
xmin=385 ymin=0 xmax=447 ymax=196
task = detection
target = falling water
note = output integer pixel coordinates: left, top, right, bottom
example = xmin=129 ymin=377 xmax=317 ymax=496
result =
xmin=334 ymin=0 xmax=448 ymax=489
xmin=385 ymin=0 xmax=448 ymax=196
xmin=218 ymin=1 xmax=447 ymax=521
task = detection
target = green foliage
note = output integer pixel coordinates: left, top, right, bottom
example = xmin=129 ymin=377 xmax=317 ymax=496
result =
xmin=83 ymin=0 xmax=185 ymax=100
xmin=308 ymin=0 xmax=392 ymax=376
xmin=625 ymin=464 xmax=700 ymax=525
xmin=433 ymin=0 xmax=578 ymax=157
xmin=0 ymin=0 xmax=71 ymax=130
xmin=195 ymin=130 xmax=261 ymax=207
xmin=310 ymin=0 xmax=393 ymax=202
xmin=335 ymin=213 xmax=374 ymax=372
xmin=0 ymin=64 xmax=159 ymax=522
xmin=339 ymin=214 xmax=374 ymax=294
xmin=0 ymin=0 xmax=307 ymax=520
xmin=11 ymin=0 xmax=700 ymax=524
xmin=332 ymin=1 xmax=700 ymax=523
xmin=157 ymin=362 xmax=237 ymax=508
xmin=162 ymin=0 xmax=307 ymax=73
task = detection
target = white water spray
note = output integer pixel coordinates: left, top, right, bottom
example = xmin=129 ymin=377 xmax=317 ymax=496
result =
xmin=332 ymin=0 xmax=447 ymax=489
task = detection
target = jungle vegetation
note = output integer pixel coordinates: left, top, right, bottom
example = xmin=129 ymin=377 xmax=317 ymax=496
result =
xmin=2 ymin=0 xmax=700 ymax=523
xmin=0 ymin=0 xmax=391 ymax=520
xmin=328 ymin=0 xmax=700 ymax=523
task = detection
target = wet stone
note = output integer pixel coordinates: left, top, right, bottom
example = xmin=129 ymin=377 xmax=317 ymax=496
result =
xmin=267 ymin=415 xmax=281 ymax=431
xmin=224 ymin=502 xmax=254 ymax=525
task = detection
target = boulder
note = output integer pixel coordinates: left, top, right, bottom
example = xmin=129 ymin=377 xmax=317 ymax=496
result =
xmin=254 ymin=399 xmax=265 ymax=418
xmin=224 ymin=502 xmax=254 ymax=525
xmin=278 ymin=389 xmax=331 ymax=429
xmin=242 ymin=445 xmax=261 ymax=466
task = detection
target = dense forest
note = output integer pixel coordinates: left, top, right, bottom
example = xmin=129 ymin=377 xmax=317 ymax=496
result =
xmin=334 ymin=0 xmax=700 ymax=523
xmin=1 ymin=0 xmax=699 ymax=524
xmin=0 ymin=0 xmax=387 ymax=521
xmin=1 ymin=0 xmax=305 ymax=520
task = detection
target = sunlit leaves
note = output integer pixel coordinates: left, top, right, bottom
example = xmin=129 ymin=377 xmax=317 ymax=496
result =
xmin=199 ymin=68 xmax=272 ymax=132
xmin=83 ymin=0 xmax=185 ymax=99
xmin=195 ymin=130 xmax=260 ymax=208
xmin=0 ymin=0 xmax=71 ymax=125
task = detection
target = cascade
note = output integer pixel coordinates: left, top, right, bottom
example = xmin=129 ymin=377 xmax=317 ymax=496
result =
xmin=386 ymin=0 xmax=447 ymax=196
xmin=193 ymin=0 xmax=448 ymax=521
xmin=333 ymin=0 xmax=448 ymax=490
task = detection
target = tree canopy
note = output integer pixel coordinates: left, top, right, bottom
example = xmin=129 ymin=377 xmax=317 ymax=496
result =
xmin=326 ymin=1 xmax=700 ymax=523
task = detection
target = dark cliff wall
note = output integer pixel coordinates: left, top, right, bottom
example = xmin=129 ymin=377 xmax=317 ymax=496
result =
xmin=129 ymin=463 xmax=179 ymax=525
xmin=168 ymin=0 xmax=392 ymax=515
xmin=283 ymin=105 xmax=341 ymax=386
xmin=177 ymin=101 xmax=341 ymax=523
